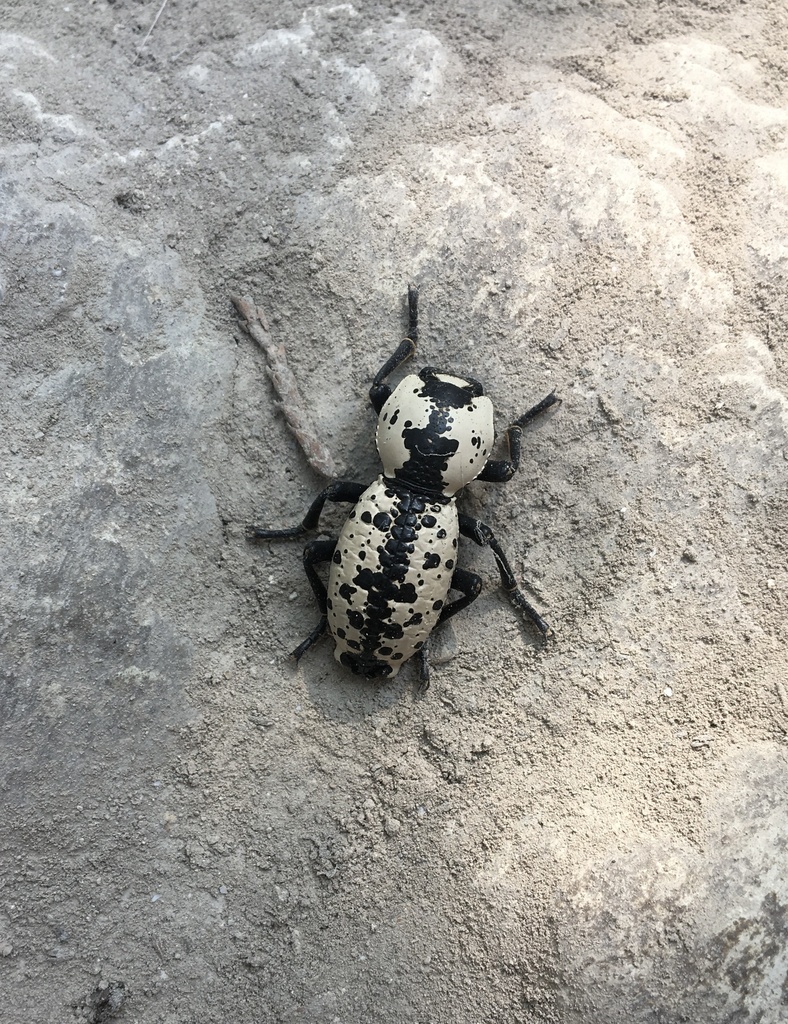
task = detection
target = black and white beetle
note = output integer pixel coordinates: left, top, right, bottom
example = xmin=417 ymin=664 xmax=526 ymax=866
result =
xmin=249 ymin=286 xmax=559 ymax=687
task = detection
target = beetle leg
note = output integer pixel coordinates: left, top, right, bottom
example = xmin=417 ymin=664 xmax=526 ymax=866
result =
xmin=247 ymin=480 xmax=366 ymax=539
xmin=416 ymin=637 xmax=431 ymax=693
xmin=437 ymin=567 xmax=483 ymax=625
xmin=289 ymin=537 xmax=337 ymax=661
xmin=292 ymin=616 xmax=328 ymax=662
xmin=477 ymin=390 xmax=561 ymax=483
xmin=458 ymin=513 xmax=552 ymax=637
xmin=302 ymin=538 xmax=336 ymax=614
xmin=369 ymin=284 xmax=419 ymax=413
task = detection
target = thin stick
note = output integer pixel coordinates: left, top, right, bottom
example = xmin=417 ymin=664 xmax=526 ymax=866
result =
xmin=132 ymin=0 xmax=169 ymax=64
xmin=231 ymin=294 xmax=339 ymax=479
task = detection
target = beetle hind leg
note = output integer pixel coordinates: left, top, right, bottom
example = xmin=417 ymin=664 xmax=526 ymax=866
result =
xmin=437 ymin=568 xmax=483 ymax=625
xmin=292 ymin=615 xmax=328 ymax=662
xmin=289 ymin=537 xmax=336 ymax=661
xmin=416 ymin=638 xmax=431 ymax=693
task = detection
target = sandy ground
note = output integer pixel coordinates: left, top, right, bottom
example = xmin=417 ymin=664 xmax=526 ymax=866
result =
xmin=2 ymin=1 xmax=788 ymax=1021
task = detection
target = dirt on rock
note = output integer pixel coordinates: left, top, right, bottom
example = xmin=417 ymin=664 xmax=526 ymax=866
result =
xmin=1 ymin=2 xmax=787 ymax=1022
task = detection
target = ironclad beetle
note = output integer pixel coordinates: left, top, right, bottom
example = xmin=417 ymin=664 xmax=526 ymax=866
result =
xmin=249 ymin=285 xmax=560 ymax=688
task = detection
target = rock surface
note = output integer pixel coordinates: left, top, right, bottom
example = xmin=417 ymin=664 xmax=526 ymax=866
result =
xmin=1 ymin=2 xmax=787 ymax=1022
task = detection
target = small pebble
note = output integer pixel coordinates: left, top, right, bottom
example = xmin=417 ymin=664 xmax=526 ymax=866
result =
xmin=383 ymin=816 xmax=401 ymax=837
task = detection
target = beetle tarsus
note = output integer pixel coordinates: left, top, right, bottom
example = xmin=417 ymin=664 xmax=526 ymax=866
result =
xmin=249 ymin=481 xmax=367 ymax=540
xmin=407 ymin=282 xmax=419 ymax=345
xmin=291 ymin=615 xmax=329 ymax=662
xmin=507 ymin=587 xmax=553 ymax=637
xmin=417 ymin=640 xmax=431 ymax=693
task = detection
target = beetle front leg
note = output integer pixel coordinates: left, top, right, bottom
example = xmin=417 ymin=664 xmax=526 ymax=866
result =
xmin=477 ymin=391 xmax=561 ymax=483
xmin=248 ymin=481 xmax=366 ymax=539
xmin=369 ymin=284 xmax=419 ymax=413
xmin=458 ymin=513 xmax=552 ymax=637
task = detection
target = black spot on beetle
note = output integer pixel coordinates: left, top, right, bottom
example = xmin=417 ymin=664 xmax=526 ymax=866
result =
xmin=332 ymin=551 xmax=342 ymax=564
xmin=378 ymin=645 xmax=393 ymax=656
xmin=361 ymin=511 xmax=372 ymax=524
xmin=339 ymin=582 xmax=357 ymax=602
xmin=382 ymin=621 xmax=404 ymax=640
xmin=422 ymin=514 xmax=437 ymax=528
xmin=373 ymin=512 xmax=392 ymax=531
xmin=348 ymin=610 xmax=364 ymax=629
xmin=358 ymin=549 xmax=366 ymax=561
xmin=392 ymin=652 xmax=403 ymax=660
xmin=353 ymin=568 xmax=417 ymax=608
xmin=446 ymin=558 xmax=454 ymax=569
xmin=423 ymin=552 xmax=441 ymax=570
xmin=433 ymin=600 xmax=443 ymax=610
xmin=437 ymin=528 xmax=447 ymax=539
xmin=404 ymin=612 xmax=423 ymax=628
xmin=336 ymin=627 xmax=346 ymax=639
xmin=389 ymin=408 xmax=399 ymax=425
xmin=420 ymin=373 xmax=483 ymax=405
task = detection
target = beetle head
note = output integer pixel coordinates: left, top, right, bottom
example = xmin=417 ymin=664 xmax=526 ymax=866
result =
xmin=376 ymin=370 xmax=495 ymax=497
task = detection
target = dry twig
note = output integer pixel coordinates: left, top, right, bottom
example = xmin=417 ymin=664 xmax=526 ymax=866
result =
xmin=231 ymin=294 xmax=339 ymax=479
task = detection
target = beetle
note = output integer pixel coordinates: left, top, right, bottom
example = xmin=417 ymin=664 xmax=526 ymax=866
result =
xmin=248 ymin=285 xmax=560 ymax=687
